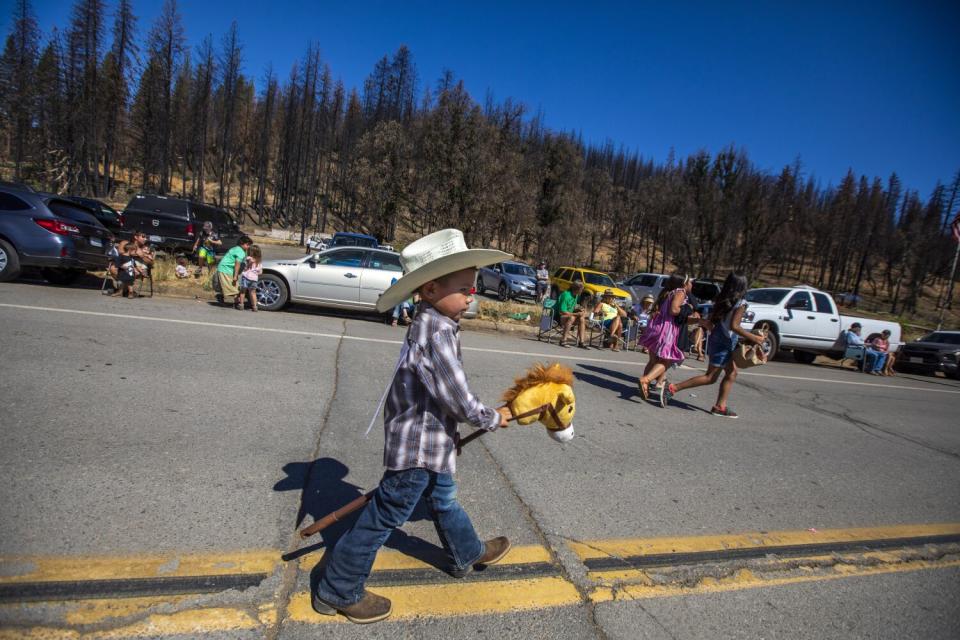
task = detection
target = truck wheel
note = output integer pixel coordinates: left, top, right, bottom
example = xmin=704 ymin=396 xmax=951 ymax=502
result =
xmin=477 ymin=276 xmax=486 ymax=294
xmin=498 ymin=282 xmax=508 ymax=301
xmin=756 ymin=323 xmax=778 ymax=360
xmin=0 ymin=238 xmax=21 ymax=282
xmin=256 ymin=273 xmax=289 ymax=311
xmin=793 ymin=350 xmax=817 ymax=364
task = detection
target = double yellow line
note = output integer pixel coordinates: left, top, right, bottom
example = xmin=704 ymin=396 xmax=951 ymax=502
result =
xmin=2 ymin=523 xmax=958 ymax=636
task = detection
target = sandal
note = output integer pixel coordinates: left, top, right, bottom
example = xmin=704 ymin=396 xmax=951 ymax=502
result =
xmin=637 ymin=378 xmax=650 ymax=401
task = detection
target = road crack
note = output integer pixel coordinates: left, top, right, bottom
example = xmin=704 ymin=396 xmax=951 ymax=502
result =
xmin=266 ymin=319 xmax=347 ymax=640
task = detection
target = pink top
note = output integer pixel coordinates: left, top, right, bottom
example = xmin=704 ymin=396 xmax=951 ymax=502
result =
xmin=869 ymin=337 xmax=889 ymax=353
xmin=242 ymin=258 xmax=262 ymax=281
xmin=637 ymin=288 xmax=685 ymax=363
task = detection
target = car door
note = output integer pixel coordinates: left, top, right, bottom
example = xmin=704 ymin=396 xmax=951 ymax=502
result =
xmin=780 ymin=291 xmax=821 ymax=346
xmin=359 ymin=250 xmax=403 ymax=307
xmin=295 ymin=248 xmax=366 ymax=303
xmin=811 ymin=292 xmax=841 ymax=341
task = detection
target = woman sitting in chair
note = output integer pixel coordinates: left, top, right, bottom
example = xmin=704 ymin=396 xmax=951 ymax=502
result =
xmin=594 ymin=289 xmax=626 ymax=351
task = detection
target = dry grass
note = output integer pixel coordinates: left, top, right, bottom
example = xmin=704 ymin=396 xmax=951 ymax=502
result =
xmin=477 ymin=298 xmax=541 ymax=325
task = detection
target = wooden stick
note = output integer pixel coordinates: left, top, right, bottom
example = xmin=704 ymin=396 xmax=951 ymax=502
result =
xmin=297 ymin=404 xmax=551 ymax=539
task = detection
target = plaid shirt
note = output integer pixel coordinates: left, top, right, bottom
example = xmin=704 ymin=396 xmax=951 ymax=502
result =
xmin=383 ymin=304 xmax=499 ymax=474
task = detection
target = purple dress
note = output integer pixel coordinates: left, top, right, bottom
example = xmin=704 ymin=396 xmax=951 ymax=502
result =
xmin=638 ymin=289 xmax=685 ymax=363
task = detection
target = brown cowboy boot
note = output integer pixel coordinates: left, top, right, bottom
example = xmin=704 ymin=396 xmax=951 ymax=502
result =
xmin=312 ymin=589 xmax=392 ymax=624
xmin=450 ymin=536 xmax=512 ymax=578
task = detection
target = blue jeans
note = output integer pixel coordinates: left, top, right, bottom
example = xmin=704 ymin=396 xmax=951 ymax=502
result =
xmin=865 ymin=349 xmax=887 ymax=373
xmin=392 ymin=300 xmax=415 ymax=321
xmin=316 ymin=468 xmax=484 ymax=606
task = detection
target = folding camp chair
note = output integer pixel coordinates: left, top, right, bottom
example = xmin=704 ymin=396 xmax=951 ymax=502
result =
xmin=536 ymin=298 xmax=564 ymax=344
xmin=838 ymin=331 xmax=866 ymax=371
xmin=587 ymin=312 xmax=627 ymax=350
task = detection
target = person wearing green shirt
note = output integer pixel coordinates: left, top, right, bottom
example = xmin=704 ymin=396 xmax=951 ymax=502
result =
xmin=216 ymin=235 xmax=253 ymax=308
xmin=558 ymin=281 xmax=587 ymax=348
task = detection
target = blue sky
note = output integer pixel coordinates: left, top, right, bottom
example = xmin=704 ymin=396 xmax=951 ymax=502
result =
xmin=11 ymin=0 xmax=960 ymax=198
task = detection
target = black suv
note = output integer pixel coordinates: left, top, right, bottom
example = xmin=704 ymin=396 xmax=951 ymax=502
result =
xmin=68 ymin=196 xmax=125 ymax=234
xmin=895 ymin=331 xmax=960 ymax=379
xmin=120 ymin=195 xmax=241 ymax=253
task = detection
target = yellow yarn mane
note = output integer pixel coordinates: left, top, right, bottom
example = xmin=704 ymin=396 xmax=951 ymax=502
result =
xmin=501 ymin=363 xmax=574 ymax=404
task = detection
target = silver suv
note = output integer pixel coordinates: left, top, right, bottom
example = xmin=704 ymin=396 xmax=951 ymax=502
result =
xmin=477 ymin=260 xmax=538 ymax=301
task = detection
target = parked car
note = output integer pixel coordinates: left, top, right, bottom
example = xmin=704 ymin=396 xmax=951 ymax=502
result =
xmin=120 ymin=194 xmax=241 ymax=253
xmin=305 ymin=234 xmax=329 ymax=253
xmin=552 ymin=266 xmax=631 ymax=305
xmin=894 ymin=330 xmax=960 ymax=378
xmin=618 ymin=272 xmax=670 ymax=304
xmin=740 ymin=286 xmax=902 ymax=362
xmin=0 ymin=185 xmax=112 ymax=284
xmin=68 ymin=196 xmax=124 ymax=234
xmin=477 ymin=260 xmax=538 ymax=301
xmin=257 ymin=245 xmax=478 ymax=318
xmin=330 ymin=232 xmax=378 ymax=249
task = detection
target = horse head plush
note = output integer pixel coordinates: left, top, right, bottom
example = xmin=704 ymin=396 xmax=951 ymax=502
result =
xmin=501 ymin=363 xmax=576 ymax=443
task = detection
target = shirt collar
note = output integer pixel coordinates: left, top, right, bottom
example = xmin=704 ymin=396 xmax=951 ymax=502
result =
xmin=420 ymin=303 xmax=459 ymax=332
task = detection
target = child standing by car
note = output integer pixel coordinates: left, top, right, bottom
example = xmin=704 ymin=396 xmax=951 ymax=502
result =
xmin=240 ymin=244 xmax=263 ymax=311
xmin=660 ymin=272 xmax=766 ymax=417
xmin=192 ymin=221 xmax=222 ymax=276
xmin=312 ymin=229 xmax=513 ymax=624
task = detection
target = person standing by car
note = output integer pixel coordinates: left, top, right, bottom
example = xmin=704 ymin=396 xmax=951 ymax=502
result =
xmin=216 ymin=235 xmax=252 ymax=309
xmin=240 ymin=245 xmax=263 ymax=312
xmin=192 ymin=221 xmax=221 ymax=276
xmin=535 ymin=261 xmax=550 ymax=302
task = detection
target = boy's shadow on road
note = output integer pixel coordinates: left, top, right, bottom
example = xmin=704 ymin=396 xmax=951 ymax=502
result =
xmin=274 ymin=458 xmax=449 ymax=573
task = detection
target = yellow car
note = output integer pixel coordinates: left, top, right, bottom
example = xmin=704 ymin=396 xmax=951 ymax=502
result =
xmin=551 ymin=267 xmax=632 ymax=305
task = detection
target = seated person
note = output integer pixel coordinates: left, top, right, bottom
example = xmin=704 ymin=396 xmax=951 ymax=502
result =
xmin=391 ymin=293 xmax=419 ymax=326
xmin=175 ymin=257 xmax=190 ymax=279
xmin=557 ymin=281 xmax=588 ymax=349
xmin=868 ymin=329 xmax=895 ymax=376
xmin=112 ymin=243 xmax=146 ymax=298
xmin=843 ymin=323 xmax=884 ymax=373
xmin=128 ymin=232 xmax=155 ymax=275
xmin=594 ymin=289 xmax=626 ymax=351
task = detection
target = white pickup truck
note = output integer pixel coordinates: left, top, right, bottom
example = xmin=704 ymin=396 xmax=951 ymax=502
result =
xmin=739 ymin=286 xmax=902 ymax=363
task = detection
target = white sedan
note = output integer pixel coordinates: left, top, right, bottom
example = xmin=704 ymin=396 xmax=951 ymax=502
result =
xmin=256 ymin=247 xmax=478 ymax=318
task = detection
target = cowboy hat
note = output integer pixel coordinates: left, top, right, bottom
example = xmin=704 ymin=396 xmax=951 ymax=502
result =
xmin=375 ymin=229 xmax=512 ymax=312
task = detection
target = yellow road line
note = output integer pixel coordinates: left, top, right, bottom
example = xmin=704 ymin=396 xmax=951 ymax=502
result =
xmin=0 ymin=550 xmax=278 ymax=584
xmin=589 ymin=557 xmax=960 ymax=602
xmin=0 ymin=606 xmax=265 ymax=639
xmin=297 ymin=543 xmax=552 ymax=572
xmin=568 ymin=523 xmax=960 ymax=560
xmin=286 ymin=576 xmax=582 ymax=623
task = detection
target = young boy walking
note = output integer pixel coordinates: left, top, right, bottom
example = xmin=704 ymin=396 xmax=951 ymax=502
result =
xmin=313 ymin=229 xmax=514 ymax=624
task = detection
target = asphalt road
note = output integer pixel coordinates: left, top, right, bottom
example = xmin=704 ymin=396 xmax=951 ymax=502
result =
xmin=0 ymin=280 xmax=958 ymax=639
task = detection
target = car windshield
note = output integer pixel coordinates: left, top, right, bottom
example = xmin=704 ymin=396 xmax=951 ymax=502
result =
xmin=745 ymin=289 xmax=790 ymax=305
xmin=919 ymin=332 xmax=960 ymax=345
xmin=584 ymin=272 xmax=616 ymax=287
xmin=504 ymin=263 xmax=535 ymax=277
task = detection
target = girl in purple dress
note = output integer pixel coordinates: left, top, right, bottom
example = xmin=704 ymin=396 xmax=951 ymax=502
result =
xmin=637 ymin=274 xmax=692 ymax=400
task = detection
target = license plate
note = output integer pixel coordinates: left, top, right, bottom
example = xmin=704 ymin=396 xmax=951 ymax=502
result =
xmin=909 ymin=357 xmax=924 ymax=364
xmin=89 ymin=237 xmax=102 ymax=247
xmin=149 ymin=235 xmax=162 ymax=242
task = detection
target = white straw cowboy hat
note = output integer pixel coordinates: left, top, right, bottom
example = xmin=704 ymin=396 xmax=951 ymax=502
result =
xmin=375 ymin=229 xmax=512 ymax=312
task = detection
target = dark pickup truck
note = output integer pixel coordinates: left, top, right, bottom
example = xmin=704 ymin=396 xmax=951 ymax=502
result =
xmin=120 ymin=195 xmax=241 ymax=253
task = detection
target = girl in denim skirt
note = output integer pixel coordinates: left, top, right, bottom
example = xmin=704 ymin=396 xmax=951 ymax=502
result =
xmin=660 ymin=272 xmax=766 ymax=418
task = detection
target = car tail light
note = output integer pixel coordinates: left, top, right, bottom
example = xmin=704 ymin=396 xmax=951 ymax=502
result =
xmin=35 ymin=218 xmax=80 ymax=235
xmin=117 ymin=214 xmax=125 ymax=227
xmin=186 ymin=223 xmax=195 ymax=237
